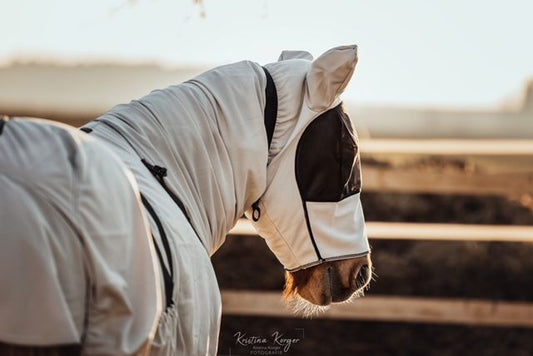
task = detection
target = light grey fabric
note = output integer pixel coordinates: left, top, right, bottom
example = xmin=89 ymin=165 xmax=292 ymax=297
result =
xmin=83 ymin=122 xmax=222 ymax=355
xmin=0 ymin=119 xmax=161 ymax=355
xmin=86 ymin=60 xmax=268 ymax=255
xmin=84 ymin=60 xmax=269 ymax=355
xmin=278 ymin=50 xmax=313 ymax=61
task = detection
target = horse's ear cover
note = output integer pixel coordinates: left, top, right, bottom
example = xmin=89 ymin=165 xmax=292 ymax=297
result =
xmin=306 ymin=45 xmax=358 ymax=111
xmin=247 ymin=45 xmax=369 ymax=272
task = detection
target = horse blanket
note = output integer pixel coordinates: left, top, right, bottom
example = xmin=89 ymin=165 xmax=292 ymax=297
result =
xmin=0 ymin=118 xmax=161 ymax=354
xmin=81 ymin=44 xmax=369 ymax=355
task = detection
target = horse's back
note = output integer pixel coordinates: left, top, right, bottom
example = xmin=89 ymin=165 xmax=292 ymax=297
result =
xmin=0 ymin=118 xmax=160 ymax=354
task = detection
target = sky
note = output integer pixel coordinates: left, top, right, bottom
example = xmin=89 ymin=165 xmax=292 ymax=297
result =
xmin=1 ymin=0 xmax=532 ymax=107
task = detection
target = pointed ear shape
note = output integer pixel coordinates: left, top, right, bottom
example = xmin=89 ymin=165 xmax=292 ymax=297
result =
xmin=306 ymin=45 xmax=358 ymax=111
xmin=278 ymin=50 xmax=313 ymax=61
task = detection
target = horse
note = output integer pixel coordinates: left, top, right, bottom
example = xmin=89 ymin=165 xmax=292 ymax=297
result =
xmin=0 ymin=44 xmax=372 ymax=355
xmin=0 ymin=117 xmax=161 ymax=355
xmin=80 ymin=44 xmax=372 ymax=355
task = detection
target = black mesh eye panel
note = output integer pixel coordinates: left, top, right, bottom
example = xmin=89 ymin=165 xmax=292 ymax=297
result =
xmin=295 ymin=104 xmax=361 ymax=202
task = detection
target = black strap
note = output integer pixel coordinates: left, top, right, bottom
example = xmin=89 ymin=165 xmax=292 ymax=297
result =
xmin=140 ymin=193 xmax=175 ymax=310
xmin=250 ymin=68 xmax=278 ymax=219
xmin=262 ymin=67 xmax=277 ymax=149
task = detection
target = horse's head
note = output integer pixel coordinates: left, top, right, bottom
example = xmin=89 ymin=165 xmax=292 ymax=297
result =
xmin=245 ymin=45 xmax=372 ymax=314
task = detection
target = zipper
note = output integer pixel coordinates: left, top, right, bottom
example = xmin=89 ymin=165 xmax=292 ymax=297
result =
xmin=142 ymin=159 xmax=191 ymax=224
xmin=140 ymin=194 xmax=175 ymax=310
xmin=141 ymin=158 xmax=203 ymax=243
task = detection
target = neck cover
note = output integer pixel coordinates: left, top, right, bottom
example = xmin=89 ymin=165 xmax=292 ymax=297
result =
xmin=246 ymin=45 xmax=369 ymax=271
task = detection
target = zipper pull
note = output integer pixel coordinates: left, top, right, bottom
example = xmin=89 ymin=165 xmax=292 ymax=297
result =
xmin=141 ymin=158 xmax=167 ymax=179
xmin=251 ymin=200 xmax=261 ymax=222
xmin=152 ymin=165 xmax=167 ymax=178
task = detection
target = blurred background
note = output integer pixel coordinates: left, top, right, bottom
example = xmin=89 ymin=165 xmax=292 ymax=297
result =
xmin=1 ymin=0 xmax=532 ymax=354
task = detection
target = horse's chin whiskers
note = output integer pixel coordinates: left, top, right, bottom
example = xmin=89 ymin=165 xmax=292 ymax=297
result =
xmin=342 ymin=287 xmax=365 ymax=304
xmin=283 ymin=287 xmax=366 ymax=317
xmin=284 ymin=293 xmax=330 ymax=318
xmin=370 ymin=266 xmax=378 ymax=282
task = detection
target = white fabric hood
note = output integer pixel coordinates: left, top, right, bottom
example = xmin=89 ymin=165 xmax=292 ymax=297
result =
xmin=246 ymin=45 xmax=370 ymax=271
xmin=84 ymin=45 xmax=368 ymax=273
xmin=78 ymin=44 xmax=369 ymax=353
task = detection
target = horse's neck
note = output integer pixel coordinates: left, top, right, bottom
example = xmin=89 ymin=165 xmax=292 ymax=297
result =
xmin=128 ymin=62 xmax=269 ymax=253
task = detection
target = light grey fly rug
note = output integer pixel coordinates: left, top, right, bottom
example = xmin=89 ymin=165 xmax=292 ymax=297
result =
xmin=81 ymin=44 xmax=369 ymax=355
xmin=0 ymin=118 xmax=160 ymax=354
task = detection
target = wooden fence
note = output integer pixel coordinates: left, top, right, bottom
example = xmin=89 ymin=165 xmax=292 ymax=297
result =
xmin=222 ymin=291 xmax=533 ymax=328
xmin=359 ymin=139 xmax=533 ymax=198
xmin=221 ymin=139 xmax=533 ymax=327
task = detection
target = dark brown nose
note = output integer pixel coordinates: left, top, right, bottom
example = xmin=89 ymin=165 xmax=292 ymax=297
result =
xmin=329 ymin=263 xmax=370 ymax=303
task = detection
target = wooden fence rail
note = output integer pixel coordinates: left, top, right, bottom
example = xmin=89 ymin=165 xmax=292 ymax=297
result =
xmin=221 ymin=291 xmax=533 ymax=328
xmin=359 ymin=139 xmax=533 ymax=198
xmin=359 ymin=139 xmax=533 ymax=156
xmin=362 ymin=166 xmax=533 ymax=197
xmin=229 ymin=220 xmax=533 ymax=243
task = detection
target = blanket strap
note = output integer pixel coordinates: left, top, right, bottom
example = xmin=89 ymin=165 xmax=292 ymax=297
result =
xmin=251 ymin=68 xmax=278 ymax=222
xmin=262 ymin=66 xmax=277 ymax=149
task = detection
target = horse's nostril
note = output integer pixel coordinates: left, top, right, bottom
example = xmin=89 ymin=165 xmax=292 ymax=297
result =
xmin=355 ymin=264 xmax=370 ymax=289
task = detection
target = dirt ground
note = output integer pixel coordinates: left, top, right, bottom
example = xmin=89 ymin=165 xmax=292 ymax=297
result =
xmin=212 ymin=193 xmax=533 ymax=355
